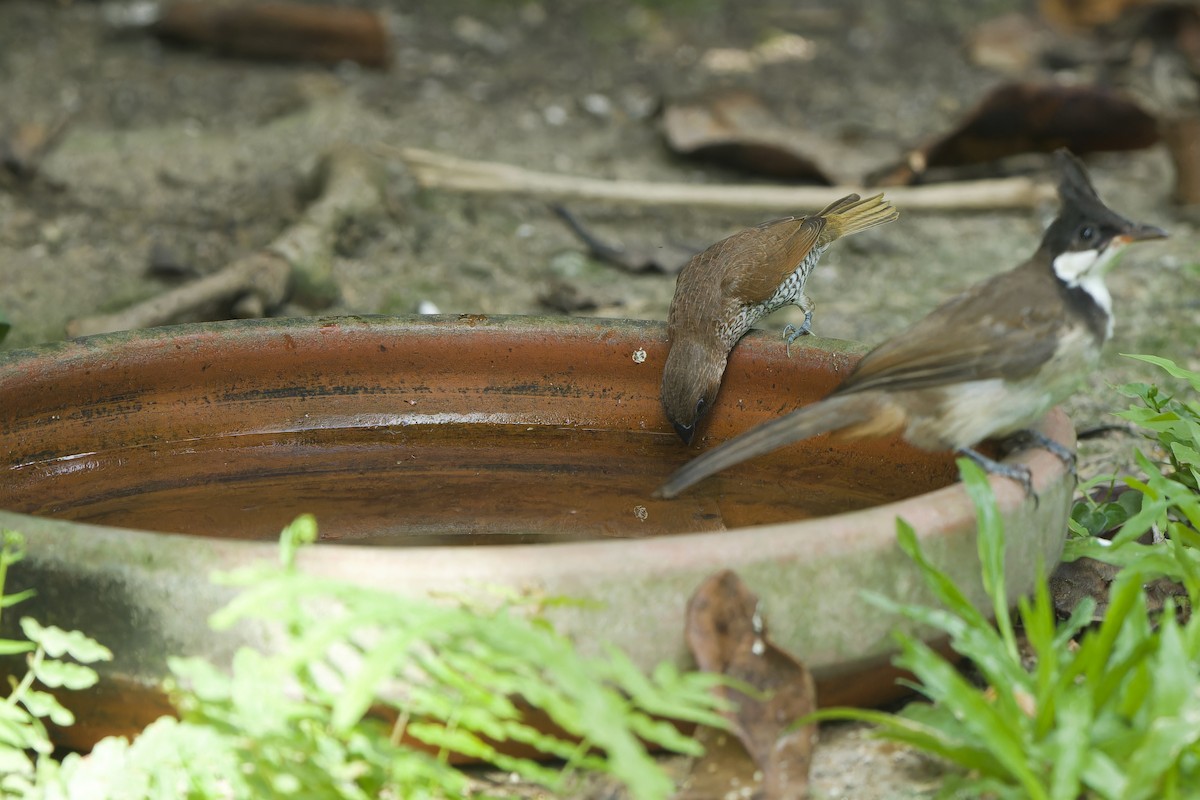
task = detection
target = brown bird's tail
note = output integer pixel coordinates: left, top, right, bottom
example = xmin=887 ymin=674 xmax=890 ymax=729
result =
xmin=818 ymin=193 xmax=898 ymax=240
xmin=653 ymin=393 xmax=889 ymax=498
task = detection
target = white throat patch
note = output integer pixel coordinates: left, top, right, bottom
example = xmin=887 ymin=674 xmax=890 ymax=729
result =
xmin=1052 ymin=248 xmax=1102 ymax=283
xmin=1053 ymin=245 xmax=1124 ymax=339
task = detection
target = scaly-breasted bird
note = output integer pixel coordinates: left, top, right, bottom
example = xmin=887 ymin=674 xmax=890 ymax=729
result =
xmin=655 ymin=150 xmax=1167 ymax=499
xmin=661 ymin=193 xmax=898 ymax=445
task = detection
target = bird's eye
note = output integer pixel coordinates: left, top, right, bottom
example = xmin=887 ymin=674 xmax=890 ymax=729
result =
xmin=1078 ymin=225 xmax=1095 ymax=243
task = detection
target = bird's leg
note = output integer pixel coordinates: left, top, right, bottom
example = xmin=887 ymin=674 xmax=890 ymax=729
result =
xmin=957 ymin=446 xmax=1035 ymax=498
xmin=783 ymin=294 xmax=815 ymax=357
xmin=1005 ymin=429 xmax=1077 ymax=474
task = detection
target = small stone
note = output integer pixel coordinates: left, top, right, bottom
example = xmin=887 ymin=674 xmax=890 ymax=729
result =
xmin=581 ymin=93 xmax=613 ymax=118
xmin=39 ymin=222 xmax=63 ymax=246
xmin=542 ymin=104 xmax=568 ymax=126
xmin=417 ymin=300 xmax=441 ymax=315
xmin=755 ymin=32 xmax=816 ymax=64
xmin=700 ymin=47 xmax=757 ymax=74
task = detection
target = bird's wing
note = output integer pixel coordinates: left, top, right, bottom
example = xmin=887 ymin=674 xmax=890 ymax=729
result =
xmin=726 ymin=216 xmax=825 ymax=305
xmin=667 ymin=230 xmax=768 ymax=336
xmin=838 ymin=266 xmax=1064 ymax=395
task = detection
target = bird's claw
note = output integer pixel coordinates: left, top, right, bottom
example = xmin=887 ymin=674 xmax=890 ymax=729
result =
xmin=1009 ymin=429 xmax=1077 ymax=477
xmin=783 ymin=312 xmax=814 ymax=358
xmin=959 ymin=447 xmax=1037 ymax=506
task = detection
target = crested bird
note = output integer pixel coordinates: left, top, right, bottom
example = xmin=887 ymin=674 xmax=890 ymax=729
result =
xmin=655 ymin=150 xmax=1167 ymax=499
xmin=661 ymin=193 xmax=898 ymax=445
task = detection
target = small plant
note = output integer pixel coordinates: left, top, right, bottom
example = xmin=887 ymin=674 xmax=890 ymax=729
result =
xmin=11 ymin=517 xmax=727 ymax=800
xmin=1066 ymin=355 xmax=1200 ymax=580
xmin=0 ymin=530 xmax=112 ymax=797
xmin=1117 ymin=354 xmax=1200 ymax=491
xmin=805 ymin=459 xmax=1200 ymax=800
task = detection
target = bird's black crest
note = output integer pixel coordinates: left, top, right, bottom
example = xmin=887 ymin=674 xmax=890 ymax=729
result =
xmin=1054 ymin=149 xmax=1102 ymax=208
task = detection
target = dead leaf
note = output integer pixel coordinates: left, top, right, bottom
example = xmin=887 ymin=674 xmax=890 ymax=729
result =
xmin=552 ymin=205 xmax=694 ymax=275
xmin=870 ymin=82 xmax=1160 ymax=185
xmin=685 ymin=569 xmax=817 ymax=800
xmin=1038 ymin=0 xmax=1158 ymax=30
xmin=151 ymin=2 xmax=391 ymax=68
xmin=662 ymin=89 xmax=834 ymax=184
xmin=1051 ymin=557 xmax=1189 ymax=622
xmin=1050 ymin=557 xmax=1121 ymax=622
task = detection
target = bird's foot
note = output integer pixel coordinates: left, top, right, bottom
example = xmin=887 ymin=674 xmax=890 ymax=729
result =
xmin=783 ymin=312 xmax=813 ymax=358
xmin=1006 ymin=429 xmax=1077 ymax=477
xmin=958 ymin=446 xmax=1035 ymax=501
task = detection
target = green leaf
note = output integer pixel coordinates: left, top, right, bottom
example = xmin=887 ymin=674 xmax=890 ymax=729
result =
xmin=0 ymin=638 xmax=35 ymax=656
xmin=1 ymin=589 xmax=36 ymax=608
xmin=1071 ymin=492 xmax=1139 ymax=539
xmin=805 ymin=706 xmax=1000 ymax=775
xmin=0 ymin=714 xmax=46 ymax=752
xmin=893 ymin=520 xmax=987 ymax=627
xmin=19 ymin=687 xmax=76 ymax=727
xmin=1122 ymin=354 xmax=1200 ymax=392
xmin=959 ymin=458 xmax=1019 ymax=663
xmin=1069 ymin=568 xmax=1148 ymax=699
xmin=19 ymin=618 xmax=112 ymax=663
xmin=31 ymin=658 xmax=99 ymax=691
xmin=279 ymin=513 xmax=319 ymax=568
xmin=0 ymin=746 xmax=32 ymax=778
xmin=1047 ymin=688 xmax=1090 ymax=800
xmin=893 ymin=637 xmax=1045 ymax=798
xmin=1079 ymin=750 xmax=1128 ymax=800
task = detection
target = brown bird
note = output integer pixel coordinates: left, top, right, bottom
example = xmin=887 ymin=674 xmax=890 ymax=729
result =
xmin=661 ymin=193 xmax=898 ymax=444
xmin=655 ymin=150 xmax=1167 ymax=499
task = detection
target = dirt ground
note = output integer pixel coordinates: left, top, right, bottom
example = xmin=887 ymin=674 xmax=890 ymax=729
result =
xmin=1 ymin=0 xmax=1198 ymax=796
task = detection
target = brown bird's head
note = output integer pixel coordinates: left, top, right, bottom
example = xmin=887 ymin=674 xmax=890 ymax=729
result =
xmin=660 ymin=338 xmax=727 ymax=445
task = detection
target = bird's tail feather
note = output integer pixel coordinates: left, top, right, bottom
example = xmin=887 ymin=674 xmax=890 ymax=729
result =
xmin=653 ymin=394 xmax=879 ymax=499
xmin=822 ymin=193 xmax=898 ymax=239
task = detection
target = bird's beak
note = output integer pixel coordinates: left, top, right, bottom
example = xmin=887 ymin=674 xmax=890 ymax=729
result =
xmin=672 ymin=421 xmax=696 ymax=445
xmin=1122 ymin=222 xmax=1169 ymax=243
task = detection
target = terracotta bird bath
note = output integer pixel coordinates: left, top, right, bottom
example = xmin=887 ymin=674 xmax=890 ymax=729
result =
xmin=0 ymin=315 xmax=1073 ymax=750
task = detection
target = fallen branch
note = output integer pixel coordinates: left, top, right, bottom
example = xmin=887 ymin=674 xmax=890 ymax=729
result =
xmin=68 ymin=144 xmax=385 ymax=338
xmin=394 ymin=146 xmax=1057 ymax=211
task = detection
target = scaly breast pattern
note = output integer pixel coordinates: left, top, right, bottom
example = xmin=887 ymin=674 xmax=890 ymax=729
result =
xmin=715 ymin=245 xmax=826 ymax=349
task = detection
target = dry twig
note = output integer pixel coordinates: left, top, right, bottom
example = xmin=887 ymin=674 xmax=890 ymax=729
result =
xmin=394 ymin=146 xmax=1057 ymax=211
